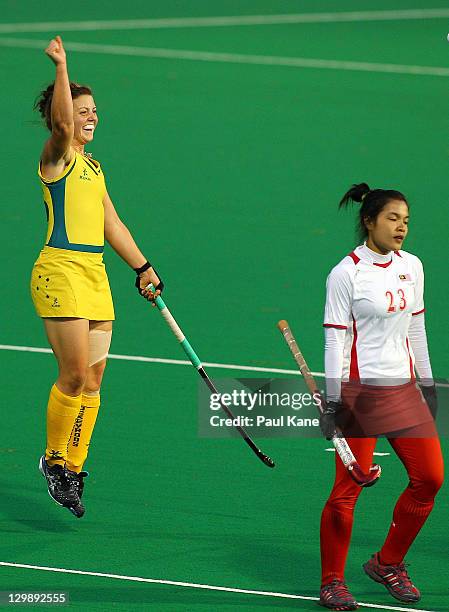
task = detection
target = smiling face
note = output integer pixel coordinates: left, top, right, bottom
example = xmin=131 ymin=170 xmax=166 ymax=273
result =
xmin=365 ymin=200 xmax=409 ymax=254
xmin=72 ymin=94 xmax=98 ymax=146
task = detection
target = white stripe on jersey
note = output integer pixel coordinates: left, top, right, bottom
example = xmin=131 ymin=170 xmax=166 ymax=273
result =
xmin=323 ymin=243 xmax=425 ymax=382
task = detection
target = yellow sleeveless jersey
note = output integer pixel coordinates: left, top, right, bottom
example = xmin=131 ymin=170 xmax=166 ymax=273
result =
xmin=38 ymin=151 xmax=106 ymax=253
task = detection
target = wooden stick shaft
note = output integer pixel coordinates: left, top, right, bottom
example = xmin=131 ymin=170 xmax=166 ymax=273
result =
xmin=277 ymin=319 xmax=323 ymax=412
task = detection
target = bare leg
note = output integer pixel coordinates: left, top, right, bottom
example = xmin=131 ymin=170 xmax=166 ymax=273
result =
xmin=43 ymin=317 xmax=90 ymax=395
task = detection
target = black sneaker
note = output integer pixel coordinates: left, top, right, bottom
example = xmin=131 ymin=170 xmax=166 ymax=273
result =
xmin=319 ymin=579 xmax=358 ymax=610
xmin=66 ymin=469 xmax=89 ymax=499
xmin=39 ymin=456 xmax=85 ymax=518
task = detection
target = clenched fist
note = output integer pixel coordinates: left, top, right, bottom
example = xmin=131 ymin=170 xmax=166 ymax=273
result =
xmin=45 ymin=35 xmax=67 ymax=65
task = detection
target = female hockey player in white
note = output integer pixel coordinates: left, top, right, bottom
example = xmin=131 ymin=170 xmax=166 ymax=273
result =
xmin=318 ymin=183 xmax=443 ymax=610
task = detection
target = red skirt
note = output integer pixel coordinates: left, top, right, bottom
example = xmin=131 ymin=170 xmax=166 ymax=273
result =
xmin=338 ymin=380 xmax=434 ymax=437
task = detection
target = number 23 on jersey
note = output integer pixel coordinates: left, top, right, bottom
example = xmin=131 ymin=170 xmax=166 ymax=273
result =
xmin=386 ymin=289 xmax=407 ymax=313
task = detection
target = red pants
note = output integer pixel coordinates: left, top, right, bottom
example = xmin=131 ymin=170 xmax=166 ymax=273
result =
xmin=320 ymin=436 xmax=444 ymax=585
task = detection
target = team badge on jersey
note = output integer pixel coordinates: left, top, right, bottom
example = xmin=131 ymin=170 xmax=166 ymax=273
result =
xmin=399 ymin=274 xmax=411 ymax=281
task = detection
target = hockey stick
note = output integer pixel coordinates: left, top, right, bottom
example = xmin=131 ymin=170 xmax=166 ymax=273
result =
xmin=146 ymin=284 xmax=275 ymax=468
xmin=277 ymin=320 xmax=380 ymax=487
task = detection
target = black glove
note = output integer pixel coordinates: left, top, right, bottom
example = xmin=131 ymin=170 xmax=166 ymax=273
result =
xmin=134 ymin=261 xmax=164 ymax=297
xmin=320 ymin=400 xmax=342 ymax=440
xmin=420 ymin=384 xmax=438 ymax=420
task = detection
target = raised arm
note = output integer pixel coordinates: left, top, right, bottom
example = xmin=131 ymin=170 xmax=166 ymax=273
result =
xmin=41 ymin=36 xmax=74 ymax=175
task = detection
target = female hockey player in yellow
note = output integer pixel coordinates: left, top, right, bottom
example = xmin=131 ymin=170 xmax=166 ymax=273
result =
xmin=31 ymin=36 xmax=162 ymax=518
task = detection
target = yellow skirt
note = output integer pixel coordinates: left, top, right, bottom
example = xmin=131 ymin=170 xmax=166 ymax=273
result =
xmin=30 ymin=246 xmax=115 ymax=320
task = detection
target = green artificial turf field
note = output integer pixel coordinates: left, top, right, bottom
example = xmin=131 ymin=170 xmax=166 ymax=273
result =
xmin=1 ymin=2 xmax=448 ymax=610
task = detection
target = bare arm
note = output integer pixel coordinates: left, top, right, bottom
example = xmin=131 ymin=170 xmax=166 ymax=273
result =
xmin=41 ymin=36 xmax=74 ymax=174
xmin=104 ymin=191 xmax=162 ymax=301
xmin=103 ymin=190 xmax=147 ymax=268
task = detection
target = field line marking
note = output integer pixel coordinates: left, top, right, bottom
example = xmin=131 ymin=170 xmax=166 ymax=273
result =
xmin=0 ymin=343 xmax=321 ymax=377
xmin=2 ymin=344 xmax=448 ymax=386
xmin=0 ymin=562 xmax=438 ymax=611
xmin=1 ymin=9 xmax=449 ymax=32
xmin=1 ymin=38 xmax=449 ymax=77
xmin=0 ymin=344 xmax=449 ymax=388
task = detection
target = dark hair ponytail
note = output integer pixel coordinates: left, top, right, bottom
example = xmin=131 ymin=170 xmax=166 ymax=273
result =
xmin=339 ymin=182 xmax=408 ymax=241
xmin=34 ymin=82 xmax=93 ymax=131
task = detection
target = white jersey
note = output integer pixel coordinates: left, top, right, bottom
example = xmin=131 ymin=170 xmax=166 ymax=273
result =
xmin=323 ymin=244 xmax=425 ymax=382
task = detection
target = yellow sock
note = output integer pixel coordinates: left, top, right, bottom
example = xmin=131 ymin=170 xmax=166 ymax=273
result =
xmin=66 ymin=392 xmax=100 ymax=473
xmin=46 ymin=384 xmax=82 ymax=467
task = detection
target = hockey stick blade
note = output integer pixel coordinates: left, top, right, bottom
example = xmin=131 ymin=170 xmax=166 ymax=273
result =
xmin=199 ymin=368 xmax=275 ymax=468
xmin=334 ymin=436 xmax=381 ymax=487
xmin=349 ymin=462 xmax=382 ymax=487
